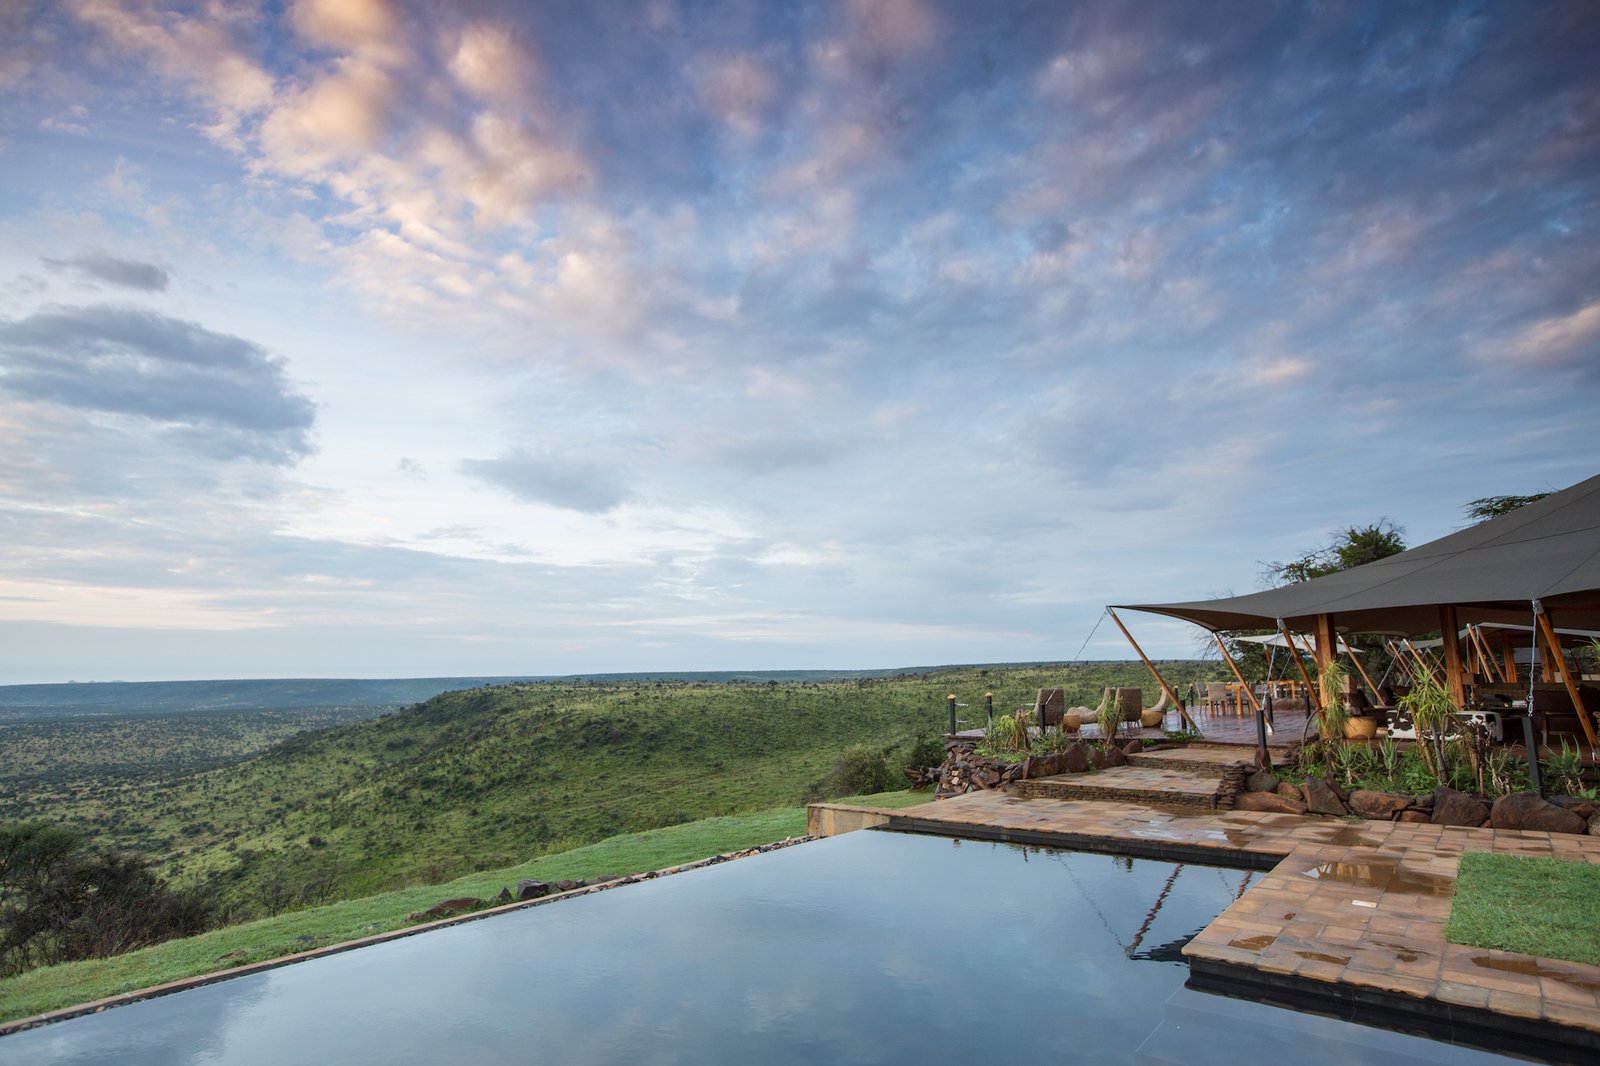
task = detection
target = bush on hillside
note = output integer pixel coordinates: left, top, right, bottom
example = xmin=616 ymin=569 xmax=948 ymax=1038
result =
xmin=1 ymin=821 xmax=213 ymax=977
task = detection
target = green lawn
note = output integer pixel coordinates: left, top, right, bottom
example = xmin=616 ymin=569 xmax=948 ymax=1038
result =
xmin=0 ymin=791 xmax=928 ymax=1025
xmin=1445 ymin=851 xmax=1600 ymax=967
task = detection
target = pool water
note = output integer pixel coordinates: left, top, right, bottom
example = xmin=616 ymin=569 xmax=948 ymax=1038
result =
xmin=0 ymin=830 xmax=1520 ymax=1064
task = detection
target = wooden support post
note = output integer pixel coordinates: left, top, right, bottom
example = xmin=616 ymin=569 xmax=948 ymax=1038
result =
xmin=1346 ymin=643 xmax=1382 ymax=702
xmin=1402 ymin=640 xmax=1443 ymax=686
xmin=1467 ymin=626 xmax=1505 ymax=684
xmin=1501 ymin=631 xmax=1519 ymax=684
xmin=1106 ymin=608 xmax=1200 ymax=733
xmin=1439 ymin=606 xmax=1467 ymax=710
xmin=1313 ymin=614 xmax=1337 ymax=674
xmin=1536 ymin=606 xmax=1599 ymax=748
xmin=1281 ymin=621 xmax=1321 ymax=711
xmin=1212 ymin=634 xmax=1263 ymax=715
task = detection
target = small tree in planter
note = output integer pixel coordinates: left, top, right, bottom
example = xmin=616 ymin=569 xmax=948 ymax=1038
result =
xmin=1397 ymin=669 xmax=1456 ymax=783
xmin=1095 ymin=688 xmax=1122 ymax=747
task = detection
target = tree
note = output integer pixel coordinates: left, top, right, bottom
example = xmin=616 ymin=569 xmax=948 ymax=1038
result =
xmin=1465 ymin=493 xmax=1549 ymax=521
xmin=0 ymin=821 xmax=212 ymax=977
xmin=1265 ymin=519 xmax=1406 ymax=586
xmin=1212 ymin=521 xmax=1409 ymax=685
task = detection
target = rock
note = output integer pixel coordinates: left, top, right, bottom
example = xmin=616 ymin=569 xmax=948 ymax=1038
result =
xmin=1431 ymin=787 xmax=1489 ymax=828
xmin=1233 ymin=791 xmax=1308 ymax=815
xmin=1090 ymin=746 xmax=1109 ymax=769
xmin=417 ymin=897 xmax=483 ymax=919
xmin=1275 ymin=781 xmax=1302 ymax=800
xmin=1123 ymin=739 xmax=1144 ymax=755
xmin=517 ymin=879 xmax=551 ymax=901
xmin=1548 ymin=796 xmax=1598 ymax=819
xmin=1060 ymin=744 xmax=1090 ymax=774
xmin=1002 ymin=762 xmax=1024 ymax=782
xmin=1490 ymin=792 xmax=1588 ymax=834
xmin=1396 ymin=810 xmax=1432 ymax=823
xmin=1348 ymin=790 xmax=1412 ymax=820
xmin=1589 ymin=810 xmax=1600 ymax=836
xmin=1246 ymin=769 xmax=1282 ymax=794
xmin=1302 ymin=776 xmax=1350 ymax=816
xmin=591 ymin=874 xmax=623 ymax=884
xmin=553 ymin=879 xmax=586 ymax=892
xmin=1028 ymin=753 xmax=1060 ymax=778
xmin=495 ymin=887 xmax=514 ymax=903
xmin=1103 ymin=744 xmax=1128 ymax=768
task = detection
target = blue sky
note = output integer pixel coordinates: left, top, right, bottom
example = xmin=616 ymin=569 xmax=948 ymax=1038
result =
xmin=0 ymin=1 xmax=1596 ymax=683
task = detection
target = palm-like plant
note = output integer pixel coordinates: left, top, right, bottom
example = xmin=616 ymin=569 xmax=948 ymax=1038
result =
xmin=1398 ymin=669 xmax=1456 ymax=782
xmin=1317 ymin=658 xmax=1350 ymax=743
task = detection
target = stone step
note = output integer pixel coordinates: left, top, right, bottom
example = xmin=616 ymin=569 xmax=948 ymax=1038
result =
xmin=1015 ymin=764 xmax=1226 ymax=811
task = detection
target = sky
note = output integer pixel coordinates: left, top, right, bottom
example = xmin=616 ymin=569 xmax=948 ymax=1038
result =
xmin=0 ymin=0 xmax=1597 ymax=684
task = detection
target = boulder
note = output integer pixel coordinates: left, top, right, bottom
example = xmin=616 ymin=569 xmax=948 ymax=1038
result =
xmin=1102 ymin=744 xmax=1128 ymax=768
xmin=1490 ymin=792 xmax=1588 ymax=834
xmin=517 ymin=879 xmax=551 ymax=901
xmin=1275 ymin=781 xmax=1303 ymax=801
xmin=1123 ymin=739 xmax=1144 ymax=755
xmin=1431 ymin=788 xmax=1489 ymax=828
xmin=495 ymin=887 xmax=514 ymax=904
xmin=1233 ymin=791 xmax=1308 ymax=815
xmin=1246 ymin=769 xmax=1282 ymax=794
xmin=552 ymin=879 xmax=586 ymax=893
xmin=1396 ymin=810 xmax=1432 ymax=823
xmin=1348 ymin=790 xmax=1412 ymax=820
xmin=414 ymin=897 xmax=484 ymax=920
xmin=1060 ymin=744 xmax=1090 ymax=774
xmin=1548 ymin=796 xmax=1598 ymax=820
xmin=1303 ymin=776 xmax=1350 ymax=816
xmin=1589 ymin=810 xmax=1600 ymax=836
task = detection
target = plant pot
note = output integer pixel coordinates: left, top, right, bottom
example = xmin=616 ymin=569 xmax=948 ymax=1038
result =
xmin=1061 ymin=713 xmax=1081 ymax=733
xmin=1140 ymin=710 xmax=1164 ymax=728
xmin=1343 ymin=717 xmax=1379 ymax=740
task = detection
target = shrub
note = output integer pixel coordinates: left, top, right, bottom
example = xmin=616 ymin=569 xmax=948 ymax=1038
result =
xmin=813 ymin=745 xmax=895 ymax=800
xmin=1 ymin=821 xmax=213 ymax=977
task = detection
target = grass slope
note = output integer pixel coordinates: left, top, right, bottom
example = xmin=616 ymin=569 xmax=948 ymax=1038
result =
xmin=3 ymin=662 xmax=1213 ymax=917
xmin=0 ymin=792 xmax=929 ymax=1025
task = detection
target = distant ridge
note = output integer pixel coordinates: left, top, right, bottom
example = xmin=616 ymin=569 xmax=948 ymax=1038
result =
xmin=0 ymin=662 xmax=1097 ymax=720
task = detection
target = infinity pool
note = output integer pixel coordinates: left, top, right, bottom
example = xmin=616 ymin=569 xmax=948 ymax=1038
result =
xmin=0 ymin=830 xmax=1519 ymax=1064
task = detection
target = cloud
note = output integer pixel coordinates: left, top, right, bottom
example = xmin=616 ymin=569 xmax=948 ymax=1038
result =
xmin=460 ymin=449 xmax=629 ymax=514
xmin=0 ymin=305 xmax=314 ymax=463
xmin=43 ymin=250 xmax=170 ymax=291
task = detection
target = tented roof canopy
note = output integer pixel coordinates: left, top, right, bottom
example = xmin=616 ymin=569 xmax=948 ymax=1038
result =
xmin=1120 ymin=473 xmax=1600 ymax=636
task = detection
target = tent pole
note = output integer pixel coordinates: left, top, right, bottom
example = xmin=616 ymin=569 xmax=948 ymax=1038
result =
xmin=1211 ymin=634 xmax=1263 ymax=716
xmin=1105 ymin=608 xmax=1200 ymax=733
xmin=1280 ymin=620 xmax=1321 ymax=712
xmin=1468 ymin=625 xmax=1505 ymax=684
xmin=1345 ymin=640 xmax=1382 ymax=702
xmin=1535 ymin=605 xmax=1599 ymax=748
xmin=1439 ymin=606 xmax=1467 ymax=710
xmin=1500 ymin=631 xmax=1519 ymax=684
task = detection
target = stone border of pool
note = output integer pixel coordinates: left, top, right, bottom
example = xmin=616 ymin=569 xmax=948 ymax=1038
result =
xmin=0 ymin=836 xmax=813 ymax=1038
xmin=811 ymin=792 xmax=1600 ymax=1064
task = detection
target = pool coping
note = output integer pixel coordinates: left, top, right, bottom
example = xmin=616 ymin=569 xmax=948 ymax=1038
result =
xmin=816 ymin=791 xmax=1600 ymax=1063
xmin=0 ymin=836 xmax=813 ymax=1038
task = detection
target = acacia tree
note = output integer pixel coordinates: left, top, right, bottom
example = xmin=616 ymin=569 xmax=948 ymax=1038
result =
xmin=1211 ymin=521 xmax=1409 ymax=684
xmin=1465 ymin=494 xmax=1549 ymax=521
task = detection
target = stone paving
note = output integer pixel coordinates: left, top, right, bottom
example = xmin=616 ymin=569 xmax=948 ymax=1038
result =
xmin=1016 ymin=764 xmax=1228 ymax=809
xmin=864 ymin=788 xmax=1600 ymax=1059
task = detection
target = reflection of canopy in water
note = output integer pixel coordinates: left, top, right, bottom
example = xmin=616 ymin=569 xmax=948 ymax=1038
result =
xmin=1055 ymin=855 xmax=1254 ymax=961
